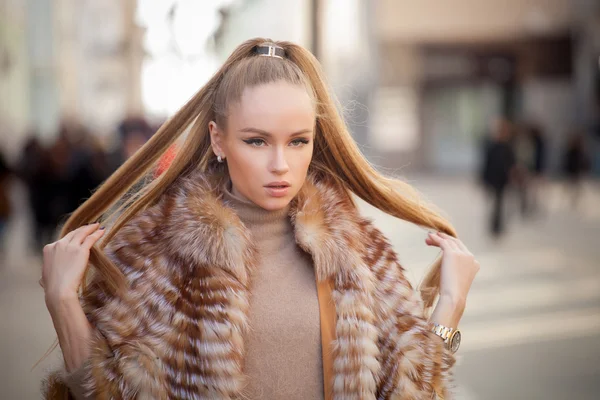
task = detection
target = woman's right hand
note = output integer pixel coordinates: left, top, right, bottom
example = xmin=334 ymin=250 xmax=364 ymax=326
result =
xmin=42 ymin=223 xmax=105 ymax=304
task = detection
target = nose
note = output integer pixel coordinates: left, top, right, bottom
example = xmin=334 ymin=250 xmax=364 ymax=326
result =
xmin=269 ymin=147 xmax=289 ymax=175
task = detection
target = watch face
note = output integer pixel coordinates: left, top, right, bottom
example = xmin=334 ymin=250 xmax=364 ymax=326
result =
xmin=450 ymin=330 xmax=461 ymax=353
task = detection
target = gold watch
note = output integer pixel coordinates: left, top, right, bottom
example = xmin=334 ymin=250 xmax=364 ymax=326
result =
xmin=431 ymin=323 xmax=461 ymax=353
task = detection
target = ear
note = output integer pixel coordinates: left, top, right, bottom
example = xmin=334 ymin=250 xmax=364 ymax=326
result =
xmin=208 ymin=121 xmax=225 ymax=158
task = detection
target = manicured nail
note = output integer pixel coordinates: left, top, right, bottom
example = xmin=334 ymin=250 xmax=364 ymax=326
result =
xmin=100 ymin=226 xmax=105 ymax=230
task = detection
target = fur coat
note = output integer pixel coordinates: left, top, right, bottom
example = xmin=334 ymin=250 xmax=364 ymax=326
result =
xmin=43 ymin=169 xmax=455 ymax=400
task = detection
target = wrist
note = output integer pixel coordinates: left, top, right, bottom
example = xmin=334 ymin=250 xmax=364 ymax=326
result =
xmin=45 ymin=289 xmax=80 ymax=316
xmin=431 ymin=294 xmax=465 ymax=329
xmin=439 ymin=293 xmax=466 ymax=313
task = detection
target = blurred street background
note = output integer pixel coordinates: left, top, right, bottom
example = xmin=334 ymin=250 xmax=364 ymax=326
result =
xmin=1 ymin=0 xmax=600 ymax=399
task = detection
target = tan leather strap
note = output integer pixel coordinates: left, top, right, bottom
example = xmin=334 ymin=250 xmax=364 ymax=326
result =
xmin=316 ymin=278 xmax=336 ymax=400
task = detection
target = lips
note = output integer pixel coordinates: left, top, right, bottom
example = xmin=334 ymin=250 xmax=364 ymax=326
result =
xmin=265 ymin=182 xmax=290 ymax=188
xmin=264 ymin=182 xmax=291 ymax=198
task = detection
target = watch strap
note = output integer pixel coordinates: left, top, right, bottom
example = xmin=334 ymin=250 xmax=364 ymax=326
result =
xmin=431 ymin=323 xmax=454 ymax=342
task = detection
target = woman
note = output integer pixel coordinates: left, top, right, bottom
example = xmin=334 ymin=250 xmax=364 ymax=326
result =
xmin=41 ymin=39 xmax=479 ymax=400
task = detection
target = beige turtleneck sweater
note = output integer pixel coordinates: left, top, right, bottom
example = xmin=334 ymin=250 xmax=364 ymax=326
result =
xmin=222 ymin=185 xmax=323 ymax=400
xmin=64 ymin=185 xmax=324 ymax=400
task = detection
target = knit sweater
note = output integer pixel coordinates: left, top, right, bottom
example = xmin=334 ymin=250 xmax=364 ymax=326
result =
xmin=222 ymin=184 xmax=323 ymax=400
xmin=63 ymin=184 xmax=323 ymax=399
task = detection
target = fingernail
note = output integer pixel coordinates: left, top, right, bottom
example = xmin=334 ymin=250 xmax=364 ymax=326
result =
xmin=100 ymin=226 xmax=105 ymax=230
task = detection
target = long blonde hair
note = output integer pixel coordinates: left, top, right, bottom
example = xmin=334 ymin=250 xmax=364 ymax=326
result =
xmin=63 ymin=38 xmax=455 ymax=308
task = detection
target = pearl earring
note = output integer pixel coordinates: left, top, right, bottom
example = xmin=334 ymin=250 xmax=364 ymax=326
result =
xmin=217 ymin=155 xmax=223 ymax=163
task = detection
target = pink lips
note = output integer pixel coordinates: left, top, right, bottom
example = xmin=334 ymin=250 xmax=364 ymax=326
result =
xmin=264 ymin=181 xmax=291 ymax=197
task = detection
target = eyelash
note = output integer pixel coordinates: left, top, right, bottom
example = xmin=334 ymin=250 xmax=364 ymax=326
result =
xmin=243 ymin=138 xmax=310 ymax=147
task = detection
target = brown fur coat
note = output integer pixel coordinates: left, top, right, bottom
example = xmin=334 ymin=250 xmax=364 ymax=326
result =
xmin=43 ymin=170 xmax=455 ymax=399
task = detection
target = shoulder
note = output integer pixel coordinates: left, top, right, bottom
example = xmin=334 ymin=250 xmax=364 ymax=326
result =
xmin=103 ymin=169 xmax=255 ymax=281
xmin=105 ymin=170 xmax=219 ymax=255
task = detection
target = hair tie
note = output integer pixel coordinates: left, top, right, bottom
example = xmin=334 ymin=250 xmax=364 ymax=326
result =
xmin=255 ymin=45 xmax=285 ymax=59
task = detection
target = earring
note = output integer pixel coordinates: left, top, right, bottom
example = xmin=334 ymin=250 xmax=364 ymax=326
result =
xmin=217 ymin=155 xmax=224 ymax=163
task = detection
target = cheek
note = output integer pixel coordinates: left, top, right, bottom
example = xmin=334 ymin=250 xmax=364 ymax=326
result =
xmin=290 ymin=146 xmax=314 ymax=171
xmin=226 ymin=146 xmax=266 ymax=177
xmin=287 ymin=146 xmax=314 ymax=191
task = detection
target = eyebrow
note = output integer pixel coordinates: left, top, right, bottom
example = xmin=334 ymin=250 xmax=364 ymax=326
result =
xmin=238 ymin=127 xmax=313 ymax=137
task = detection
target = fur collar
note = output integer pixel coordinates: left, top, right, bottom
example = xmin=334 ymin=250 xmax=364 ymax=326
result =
xmin=157 ymin=169 xmax=372 ymax=286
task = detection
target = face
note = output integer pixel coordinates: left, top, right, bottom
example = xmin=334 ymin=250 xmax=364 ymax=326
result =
xmin=209 ymin=81 xmax=315 ymax=211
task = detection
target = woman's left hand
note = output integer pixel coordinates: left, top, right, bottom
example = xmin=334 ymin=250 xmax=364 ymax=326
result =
xmin=425 ymin=231 xmax=480 ymax=307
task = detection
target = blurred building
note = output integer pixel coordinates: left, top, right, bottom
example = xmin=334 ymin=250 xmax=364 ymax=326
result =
xmin=213 ymin=0 xmax=315 ymax=56
xmin=2 ymin=0 xmax=599 ymax=175
xmin=370 ymin=0 xmax=600 ymax=175
xmin=0 ymin=0 xmax=144 ymax=160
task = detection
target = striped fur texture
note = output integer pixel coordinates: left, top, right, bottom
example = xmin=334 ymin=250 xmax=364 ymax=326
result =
xmin=42 ymin=170 xmax=455 ymax=399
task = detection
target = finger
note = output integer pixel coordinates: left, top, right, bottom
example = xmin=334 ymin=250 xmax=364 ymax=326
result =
xmin=435 ymin=231 xmax=460 ymax=251
xmin=43 ymin=243 xmax=55 ymax=256
xmin=438 ymin=231 xmax=468 ymax=251
xmin=63 ymin=224 xmax=92 ymax=243
xmin=62 ymin=228 xmax=79 ymax=243
xmin=452 ymin=237 xmax=470 ymax=253
xmin=70 ymin=223 xmax=101 ymax=245
xmin=425 ymin=231 xmax=442 ymax=246
xmin=438 ymin=231 xmax=466 ymax=251
xmin=444 ymin=234 xmax=470 ymax=253
xmin=82 ymin=227 xmax=106 ymax=249
xmin=426 ymin=232 xmax=454 ymax=252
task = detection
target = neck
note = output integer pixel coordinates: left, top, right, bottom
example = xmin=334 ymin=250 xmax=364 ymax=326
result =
xmin=223 ymin=181 xmax=294 ymax=255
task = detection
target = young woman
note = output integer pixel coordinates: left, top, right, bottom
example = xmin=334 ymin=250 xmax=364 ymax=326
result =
xmin=41 ymin=39 xmax=479 ymax=400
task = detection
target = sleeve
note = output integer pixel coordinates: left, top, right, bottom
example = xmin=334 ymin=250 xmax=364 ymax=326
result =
xmin=369 ymin=229 xmax=456 ymax=399
xmin=40 ymin=189 xmax=190 ymax=399
xmin=42 ymin=259 xmax=174 ymax=400
xmin=62 ymin=362 xmax=93 ymax=400
xmin=41 ymin=220 xmax=169 ymax=399
xmin=41 ymin=277 xmax=127 ymax=400
xmin=41 ymin=360 xmax=93 ymax=400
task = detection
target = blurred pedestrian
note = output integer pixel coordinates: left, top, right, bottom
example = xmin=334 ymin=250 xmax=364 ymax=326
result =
xmin=27 ymin=133 xmax=72 ymax=249
xmin=16 ymin=136 xmax=44 ymax=250
xmin=562 ymin=132 xmax=590 ymax=208
xmin=0 ymin=152 xmax=12 ymax=252
xmin=68 ymin=132 xmax=112 ymax=211
xmin=512 ymin=123 xmax=535 ymax=218
xmin=481 ymin=118 xmax=516 ymax=237
xmin=528 ymin=123 xmax=547 ymax=215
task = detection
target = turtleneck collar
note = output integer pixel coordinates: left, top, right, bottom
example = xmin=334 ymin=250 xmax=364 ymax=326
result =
xmin=221 ymin=179 xmax=295 ymax=255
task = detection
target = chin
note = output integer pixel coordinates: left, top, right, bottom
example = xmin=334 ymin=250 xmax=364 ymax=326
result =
xmin=258 ymin=196 xmax=293 ymax=211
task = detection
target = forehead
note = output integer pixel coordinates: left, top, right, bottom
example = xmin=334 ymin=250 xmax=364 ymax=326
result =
xmin=228 ymin=82 xmax=315 ymax=131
